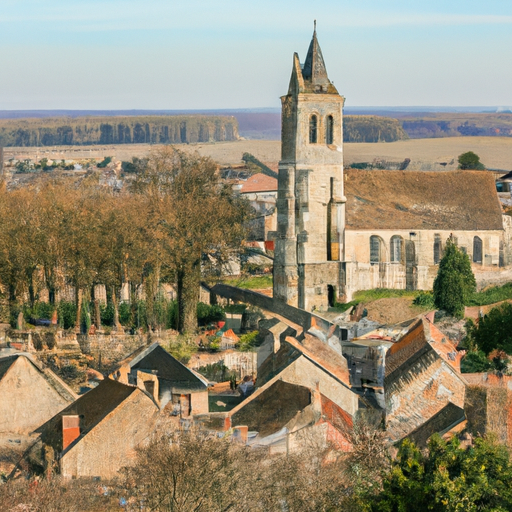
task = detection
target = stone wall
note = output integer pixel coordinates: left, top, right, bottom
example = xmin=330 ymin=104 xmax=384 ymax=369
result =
xmin=77 ymin=333 xmax=146 ymax=369
xmin=188 ymin=351 xmax=258 ymax=380
xmin=345 ymin=228 xmax=505 ymax=301
xmin=60 ymin=389 xmax=158 ymax=479
xmin=0 ymin=356 xmax=74 ymax=434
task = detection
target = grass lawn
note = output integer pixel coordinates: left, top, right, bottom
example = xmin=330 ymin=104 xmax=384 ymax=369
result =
xmin=224 ymin=275 xmax=273 ymax=290
xmin=468 ymin=282 xmax=512 ymax=307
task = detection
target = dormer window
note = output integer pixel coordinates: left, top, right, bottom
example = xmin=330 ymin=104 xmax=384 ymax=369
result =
xmin=326 ymin=115 xmax=334 ymax=144
xmin=309 ymin=115 xmax=318 ymax=143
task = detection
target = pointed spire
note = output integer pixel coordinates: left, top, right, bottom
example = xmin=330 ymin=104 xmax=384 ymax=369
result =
xmin=302 ymin=21 xmax=330 ymax=88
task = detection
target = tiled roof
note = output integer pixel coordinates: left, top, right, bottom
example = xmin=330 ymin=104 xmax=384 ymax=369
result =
xmin=344 ymin=170 xmax=503 ymax=231
xmin=240 ymin=173 xmax=278 ymax=194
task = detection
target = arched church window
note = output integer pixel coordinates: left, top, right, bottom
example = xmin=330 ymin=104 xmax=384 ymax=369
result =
xmin=370 ymin=236 xmax=382 ymax=264
xmin=473 ymin=236 xmax=482 ymax=264
xmin=325 ymin=115 xmax=334 ymax=144
xmin=390 ymin=236 xmax=403 ymax=263
xmin=433 ymin=234 xmax=442 ymax=264
xmin=309 ymin=115 xmax=318 ymax=143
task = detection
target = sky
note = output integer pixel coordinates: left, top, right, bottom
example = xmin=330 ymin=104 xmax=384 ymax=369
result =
xmin=1 ymin=0 xmax=512 ymax=110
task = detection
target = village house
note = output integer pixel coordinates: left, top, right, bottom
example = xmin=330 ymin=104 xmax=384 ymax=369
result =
xmin=111 ymin=342 xmax=209 ymax=416
xmin=463 ymin=373 xmax=512 ymax=446
xmin=240 ymin=173 xmax=277 ymax=248
xmin=0 ymin=353 xmax=77 ymax=435
xmin=273 ymin=27 xmax=512 ymax=311
xmin=37 ymin=378 xmax=159 ymax=479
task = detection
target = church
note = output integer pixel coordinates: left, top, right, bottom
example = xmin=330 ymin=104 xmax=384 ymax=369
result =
xmin=273 ymin=27 xmax=511 ymax=311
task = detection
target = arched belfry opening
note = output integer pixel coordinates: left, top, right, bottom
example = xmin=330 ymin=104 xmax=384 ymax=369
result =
xmin=326 ymin=115 xmax=334 ymax=144
xmin=309 ymin=115 xmax=318 ymax=143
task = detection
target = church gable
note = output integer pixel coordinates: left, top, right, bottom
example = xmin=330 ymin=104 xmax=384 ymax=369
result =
xmin=344 ymin=170 xmax=503 ymax=231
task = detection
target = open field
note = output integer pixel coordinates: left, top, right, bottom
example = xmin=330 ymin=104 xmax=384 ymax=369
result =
xmin=3 ymin=136 xmax=512 ymax=170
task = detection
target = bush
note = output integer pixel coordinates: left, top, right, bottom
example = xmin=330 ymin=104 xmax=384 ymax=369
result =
xmin=196 ymin=361 xmax=236 ymax=382
xmin=461 ymin=350 xmax=492 ymax=373
xmin=119 ymin=301 xmax=132 ymax=326
xmin=166 ymin=337 xmax=198 ymax=364
xmin=472 ymin=302 xmax=512 ymax=355
xmin=412 ymin=291 xmax=435 ymax=308
xmin=458 ymin=151 xmax=485 ymax=170
xmin=58 ymin=301 xmax=77 ymax=329
xmin=224 ymin=304 xmax=247 ymax=314
xmin=197 ymin=302 xmax=225 ymax=326
xmin=97 ymin=156 xmax=112 ymax=168
xmin=100 ymin=302 xmax=114 ymax=326
xmin=238 ymin=331 xmax=259 ymax=352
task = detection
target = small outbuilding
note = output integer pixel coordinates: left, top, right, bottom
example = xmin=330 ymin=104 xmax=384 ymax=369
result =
xmin=111 ymin=342 xmax=209 ymax=416
xmin=37 ymin=378 xmax=159 ymax=479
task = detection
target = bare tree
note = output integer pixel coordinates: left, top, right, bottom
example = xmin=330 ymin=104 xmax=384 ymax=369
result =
xmin=131 ymin=147 xmax=250 ymax=334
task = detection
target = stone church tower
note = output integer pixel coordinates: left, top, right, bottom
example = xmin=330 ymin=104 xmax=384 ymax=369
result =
xmin=273 ymin=26 xmax=346 ymax=311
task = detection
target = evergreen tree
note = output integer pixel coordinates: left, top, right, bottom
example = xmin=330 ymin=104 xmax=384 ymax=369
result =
xmin=433 ymin=237 xmax=476 ymax=318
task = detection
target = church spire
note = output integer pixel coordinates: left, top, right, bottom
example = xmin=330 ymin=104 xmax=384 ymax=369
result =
xmin=302 ymin=21 xmax=330 ymax=88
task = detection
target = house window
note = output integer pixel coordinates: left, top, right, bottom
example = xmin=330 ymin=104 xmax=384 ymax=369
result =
xmin=325 ymin=115 xmax=334 ymax=144
xmin=370 ymin=236 xmax=382 ymax=264
xmin=309 ymin=115 xmax=318 ymax=143
xmin=473 ymin=236 xmax=483 ymax=263
xmin=390 ymin=236 xmax=403 ymax=263
xmin=434 ymin=234 xmax=442 ymax=264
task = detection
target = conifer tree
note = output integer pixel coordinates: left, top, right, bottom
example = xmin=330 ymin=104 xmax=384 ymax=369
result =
xmin=433 ymin=237 xmax=476 ymax=318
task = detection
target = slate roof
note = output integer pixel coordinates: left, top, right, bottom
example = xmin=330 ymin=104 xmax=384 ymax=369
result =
xmin=0 ymin=356 xmax=14 ymax=382
xmin=117 ymin=343 xmax=208 ymax=391
xmin=344 ymin=170 xmax=503 ymax=231
xmin=38 ymin=378 xmax=137 ymax=442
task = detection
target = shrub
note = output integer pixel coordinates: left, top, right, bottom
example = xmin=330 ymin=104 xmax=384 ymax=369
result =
xmin=412 ymin=291 xmax=435 ymax=308
xmin=458 ymin=151 xmax=485 ymax=170
xmin=58 ymin=301 xmax=77 ymax=330
xmin=166 ymin=337 xmax=198 ymax=364
xmin=472 ymin=302 xmax=512 ymax=355
xmin=238 ymin=331 xmax=259 ymax=352
xmin=196 ymin=361 xmax=236 ymax=382
xmin=197 ymin=302 xmax=225 ymax=326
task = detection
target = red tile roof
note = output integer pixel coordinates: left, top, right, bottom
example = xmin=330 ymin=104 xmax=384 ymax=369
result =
xmin=240 ymin=173 xmax=278 ymax=194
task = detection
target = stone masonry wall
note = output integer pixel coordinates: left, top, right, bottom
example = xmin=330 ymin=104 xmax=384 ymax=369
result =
xmin=60 ymin=389 xmax=158 ymax=479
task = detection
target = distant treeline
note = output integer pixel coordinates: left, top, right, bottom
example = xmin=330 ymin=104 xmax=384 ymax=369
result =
xmin=0 ymin=115 xmax=239 ymax=147
xmin=400 ymin=113 xmax=512 ymax=139
xmin=343 ymin=116 xmax=408 ymax=143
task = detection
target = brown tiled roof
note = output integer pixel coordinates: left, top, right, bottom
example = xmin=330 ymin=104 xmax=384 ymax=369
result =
xmin=240 ymin=173 xmax=278 ymax=194
xmin=426 ymin=320 xmax=463 ymax=372
xmin=344 ymin=170 xmax=503 ymax=231
xmin=286 ymin=335 xmax=351 ymax=387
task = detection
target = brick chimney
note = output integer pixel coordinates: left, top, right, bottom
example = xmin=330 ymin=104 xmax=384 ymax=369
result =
xmin=62 ymin=415 xmax=80 ymax=450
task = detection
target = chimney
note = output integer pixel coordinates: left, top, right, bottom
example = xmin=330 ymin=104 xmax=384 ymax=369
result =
xmin=233 ymin=425 xmax=248 ymax=443
xmin=62 ymin=415 xmax=80 ymax=450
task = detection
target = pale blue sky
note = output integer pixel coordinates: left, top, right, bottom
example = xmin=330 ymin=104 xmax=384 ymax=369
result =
xmin=1 ymin=0 xmax=511 ymax=110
